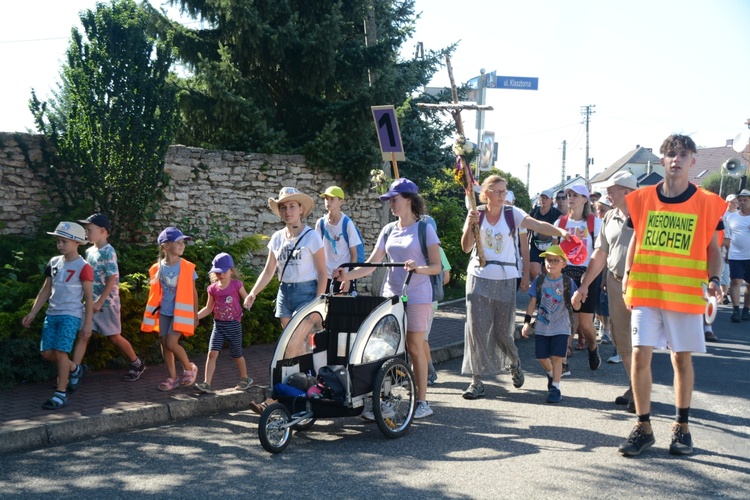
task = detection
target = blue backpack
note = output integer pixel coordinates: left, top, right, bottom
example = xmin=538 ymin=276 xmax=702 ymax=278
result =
xmin=317 ymin=215 xmax=365 ymax=263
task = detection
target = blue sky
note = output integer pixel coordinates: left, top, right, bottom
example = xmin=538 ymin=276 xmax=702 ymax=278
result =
xmin=2 ymin=0 xmax=749 ymax=194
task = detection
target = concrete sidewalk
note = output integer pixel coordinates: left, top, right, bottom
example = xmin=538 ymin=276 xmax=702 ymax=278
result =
xmin=1 ymin=299 xmax=493 ymax=455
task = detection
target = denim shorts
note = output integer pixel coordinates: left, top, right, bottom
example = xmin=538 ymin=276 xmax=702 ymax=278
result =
xmin=40 ymin=314 xmax=82 ymax=353
xmin=276 ymin=280 xmax=318 ymax=318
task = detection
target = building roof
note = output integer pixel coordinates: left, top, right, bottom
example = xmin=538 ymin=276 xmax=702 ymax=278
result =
xmin=691 ymin=143 xmax=749 ymax=185
xmin=590 ymin=146 xmax=660 ymax=184
xmin=637 ymin=171 xmax=663 ymax=186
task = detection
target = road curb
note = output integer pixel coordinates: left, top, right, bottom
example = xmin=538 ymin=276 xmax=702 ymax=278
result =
xmin=0 ymin=387 xmax=264 ymax=455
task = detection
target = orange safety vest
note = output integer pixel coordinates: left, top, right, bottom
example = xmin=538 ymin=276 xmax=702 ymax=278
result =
xmin=625 ymin=184 xmax=725 ymax=314
xmin=141 ymin=259 xmax=196 ymax=336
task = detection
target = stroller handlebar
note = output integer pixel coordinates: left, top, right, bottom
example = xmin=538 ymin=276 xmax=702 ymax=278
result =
xmin=339 ymin=262 xmax=408 ymax=269
xmin=330 ymin=262 xmax=414 ymax=296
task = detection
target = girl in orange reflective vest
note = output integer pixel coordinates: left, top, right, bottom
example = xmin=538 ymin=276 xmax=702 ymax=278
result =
xmin=141 ymin=227 xmax=199 ymax=391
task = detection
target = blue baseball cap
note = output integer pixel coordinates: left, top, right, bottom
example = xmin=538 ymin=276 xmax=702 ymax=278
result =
xmin=157 ymin=227 xmax=192 ymax=245
xmin=379 ymin=178 xmax=419 ymax=201
xmin=78 ymin=213 xmax=111 ymax=232
xmin=209 ymin=253 xmax=235 ymax=274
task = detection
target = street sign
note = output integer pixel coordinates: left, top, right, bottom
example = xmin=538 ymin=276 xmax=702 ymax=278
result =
xmin=495 ymin=75 xmax=539 ymax=90
xmin=371 ymin=105 xmax=406 ymax=161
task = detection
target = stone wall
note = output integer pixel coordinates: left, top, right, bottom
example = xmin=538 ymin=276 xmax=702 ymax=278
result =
xmin=0 ymin=132 xmax=389 ymax=291
xmin=0 ymin=133 xmax=61 ymax=236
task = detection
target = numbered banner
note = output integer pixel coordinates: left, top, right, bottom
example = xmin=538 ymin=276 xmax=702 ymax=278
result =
xmin=371 ymin=105 xmax=406 ymax=161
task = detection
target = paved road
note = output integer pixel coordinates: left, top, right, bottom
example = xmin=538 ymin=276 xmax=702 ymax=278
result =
xmin=1 ymin=303 xmax=748 ymax=499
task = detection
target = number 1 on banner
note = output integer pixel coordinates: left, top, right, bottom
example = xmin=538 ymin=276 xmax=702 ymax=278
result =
xmin=371 ymin=105 xmax=406 ymax=162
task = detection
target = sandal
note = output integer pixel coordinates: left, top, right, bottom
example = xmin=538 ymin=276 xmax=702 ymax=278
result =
xmin=249 ymin=401 xmax=268 ymax=415
xmin=42 ymin=392 xmax=68 ymax=410
xmin=235 ymin=377 xmax=253 ymax=391
xmin=158 ymin=377 xmax=179 ymax=391
xmin=181 ymin=363 xmax=198 ymax=386
xmin=195 ymin=381 xmax=213 ymax=393
xmin=575 ymin=338 xmax=587 ymax=350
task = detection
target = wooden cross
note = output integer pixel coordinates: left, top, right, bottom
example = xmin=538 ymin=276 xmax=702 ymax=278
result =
xmin=417 ymin=56 xmax=493 ymax=266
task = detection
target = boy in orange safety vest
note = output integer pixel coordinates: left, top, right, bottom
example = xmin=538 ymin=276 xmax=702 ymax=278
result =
xmin=618 ymin=134 xmax=725 ymax=457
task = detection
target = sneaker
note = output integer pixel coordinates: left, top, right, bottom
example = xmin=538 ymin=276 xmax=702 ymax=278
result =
xmin=427 ymin=371 xmax=438 ymax=386
xmin=731 ymin=310 xmax=741 ymax=323
xmin=122 ymin=358 xmax=146 ymax=382
xmin=414 ymin=401 xmax=433 ymax=419
xmin=462 ymin=382 xmax=485 ymax=400
xmin=704 ymin=330 xmax=719 ymax=342
xmin=742 ymin=309 xmax=750 ymax=321
xmin=68 ymin=364 xmax=88 ymax=393
xmin=618 ymin=423 xmax=655 ymax=456
xmin=547 ymin=386 xmax=562 ymax=403
xmin=379 ymin=401 xmax=396 ymax=419
xmin=361 ymin=397 xmax=375 ymax=421
xmin=561 ymin=363 xmax=571 ymax=377
xmin=510 ymin=363 xmax=525 ymax=388
xmin=607 ymin=353 xmax=622 ymax=364
xmin=615 ymin=387 xmax=632 ymax=406
xmin=626 ymin=400 xmax=636 ymax=414
xmin=722 ymin=295 xmax=730 ymax=305
xmin=588 ymin=347 xmax=601 ymax=371
xmin=195 ymin=381 xmax=213 ymax=393
xmin=600 ymin=334 xmax=612 ymax=345
xmin=669 ymin=423 xmax=693 ymax=455
xmin=361 ymin=399 xmax=396 ymax=421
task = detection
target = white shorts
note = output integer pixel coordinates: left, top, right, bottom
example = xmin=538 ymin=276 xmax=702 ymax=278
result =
xmin=631 ymin=307 xmax=705 ymax=353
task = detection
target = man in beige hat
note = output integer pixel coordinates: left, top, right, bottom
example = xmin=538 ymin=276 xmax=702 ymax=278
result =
xmin=574 ymin=171 xmax=637 ymax=412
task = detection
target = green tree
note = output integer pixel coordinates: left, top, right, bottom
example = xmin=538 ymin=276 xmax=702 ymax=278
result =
xmin=30 ymin=0 xmax=179 ymax=241
xmin=700 ymin=171 xmax=741 ymax=197
xmin=145 ymin=0 xmax=448 ymax=188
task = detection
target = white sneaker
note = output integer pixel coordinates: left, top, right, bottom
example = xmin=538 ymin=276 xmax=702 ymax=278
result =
xmin=414 ymin=401 xmax=433 ymax=419
xmin=361 ymin=398 xmax=396 ymax=421
xmin=607 ymin=353 xmax=622 ymax=364
xmin=361 ymin=397 xmax=374 ymax=421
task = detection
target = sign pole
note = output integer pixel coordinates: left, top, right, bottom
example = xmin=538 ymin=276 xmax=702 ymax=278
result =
xmin=391 ymin=152 xmax=400 ymax=179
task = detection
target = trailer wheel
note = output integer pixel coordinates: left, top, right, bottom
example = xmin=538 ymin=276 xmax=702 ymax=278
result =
xmin=258 ymin=403 xmax=292 ymax=453
xmin=373 ymin=358 xmax=415 ymax=439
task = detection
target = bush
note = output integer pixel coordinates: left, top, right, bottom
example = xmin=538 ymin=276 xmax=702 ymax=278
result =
xmin=0 ymin=229 xmax=280 ymax=389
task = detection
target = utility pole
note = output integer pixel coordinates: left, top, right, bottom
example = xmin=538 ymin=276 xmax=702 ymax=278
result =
xmin=581 ymin=104 xmax=596 ymax=186
xmin=526 ymin=163 xmax=530 ymax=190
xmin=561 ymin=140 xmax=567 ymax=189
xmin=475 ymin=69 xmax=487 ymax=179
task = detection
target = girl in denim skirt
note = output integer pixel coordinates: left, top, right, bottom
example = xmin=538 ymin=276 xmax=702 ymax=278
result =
xmin=244 ymin=187 xmax=327 ymax=328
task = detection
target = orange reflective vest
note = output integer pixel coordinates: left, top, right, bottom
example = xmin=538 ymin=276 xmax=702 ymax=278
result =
xmin=625 ymin=184 xmax=725 ymax=314
xmin=141 ymin=259 xmax=196 ymax=336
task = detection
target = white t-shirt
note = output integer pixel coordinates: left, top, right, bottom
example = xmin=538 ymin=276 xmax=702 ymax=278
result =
xmin=467 ymin=206 xmax=528 ymax=280
xmin=318 ymin=214 xmax=363 ymax=276
xmin=268 ymin=226 xmax=324 ymax=283
xmin=724 ymin=211 xmax=750 ymax=260
xmin=554 ymin=215 xmax=602 ymax=268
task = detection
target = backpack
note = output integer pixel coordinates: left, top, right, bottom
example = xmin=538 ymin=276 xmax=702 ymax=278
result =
xmin=317 ymin=215 xmax=365 ymax=262
xmin=558 ymin=213 xmax=597 ymax=239
xmin=383 ymin=220 xmax=444 ymax=302
xmin=316 ymin=365 xmax=348 ymax=400
xmin=535 ymin=275 xmax=575 ymax=334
